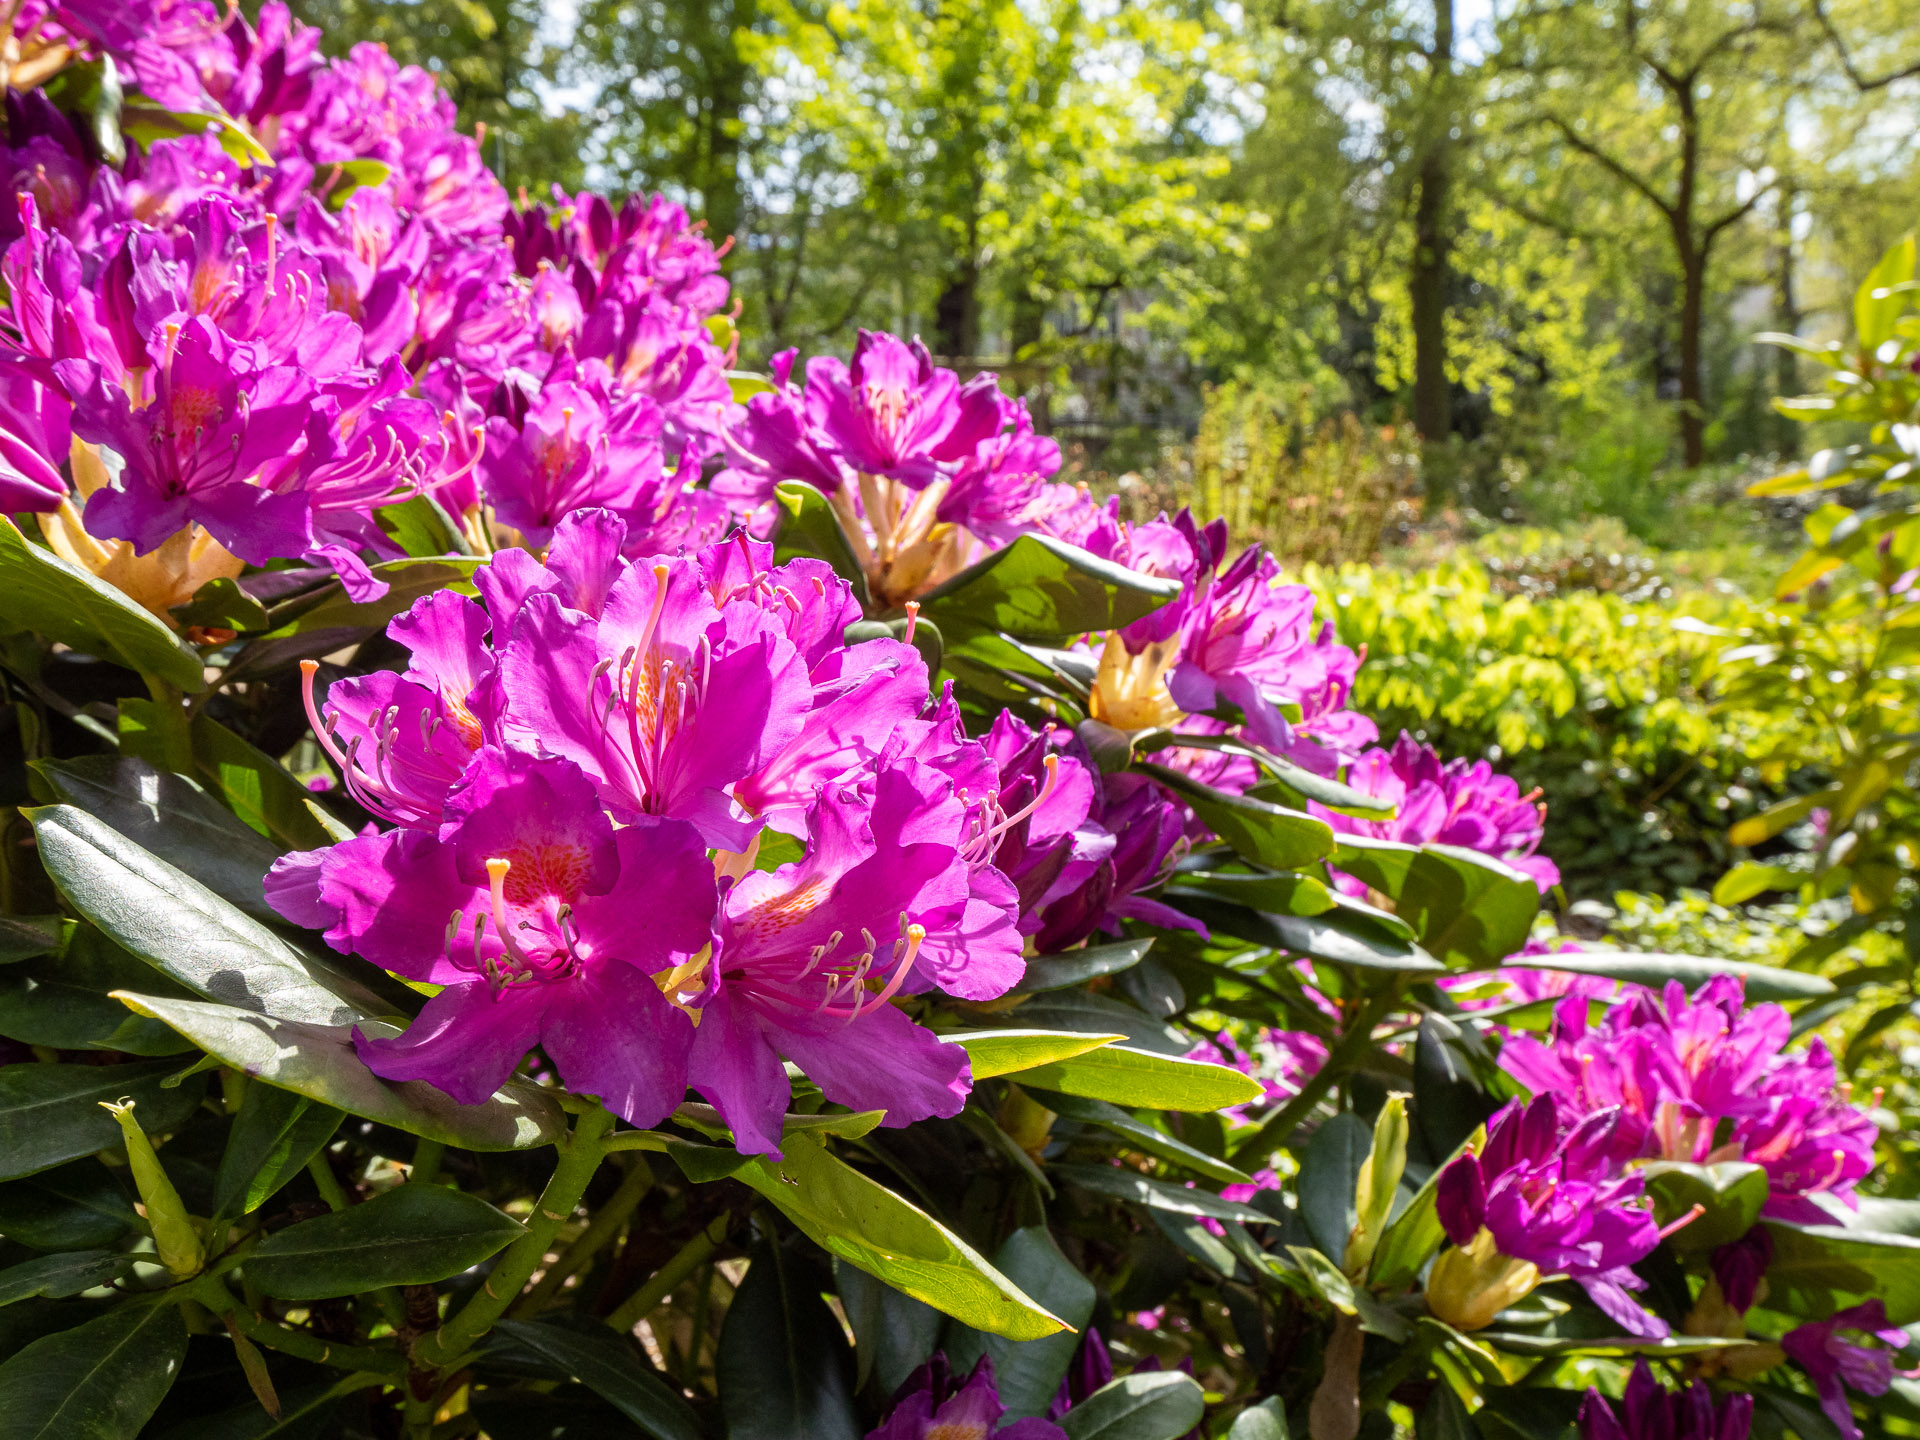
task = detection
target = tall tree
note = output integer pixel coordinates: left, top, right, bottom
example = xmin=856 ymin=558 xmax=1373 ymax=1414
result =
xmin=1491 ymin=0 xmax=1809 ymax=466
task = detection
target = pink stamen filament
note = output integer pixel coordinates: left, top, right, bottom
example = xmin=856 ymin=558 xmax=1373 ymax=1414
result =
xmin=1657 ymin=1203 xmax=1706 ymax=1241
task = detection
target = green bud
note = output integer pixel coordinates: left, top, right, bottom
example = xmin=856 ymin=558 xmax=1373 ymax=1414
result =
xmin=101 ymin=1097 xmax=203 ymax=1279
xmin=1344 ymin=1093 xmax=1408 ymax=1276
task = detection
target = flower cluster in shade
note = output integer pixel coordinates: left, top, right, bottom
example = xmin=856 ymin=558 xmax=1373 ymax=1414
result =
xmin=0 ymin=2 xmax=738 ymax=603
xmin=1311 ymin=730 xmax=1560 ymax=894
xmin=866 ymin=1334 xmax=1200 ymax=1440
xmin=1578 ymin=1361 xmax=1753 ymax=1440
xmin=262 ymin=513 xmax=1054 ymax=1153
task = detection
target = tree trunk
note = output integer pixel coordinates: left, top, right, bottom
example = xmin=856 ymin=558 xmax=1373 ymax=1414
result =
xmin=1010 ymin=285 xmax=1048 ymax=426
xmin=700 ymin=0 xmax=755 ymax=246
xmin=1773 ymin=184 xmax=1801 ymax=458
xmin=1410 ymin=0 xmax=1454 ymax=448
xmin=933 ymin=260 xmax=979 ymax=362
xmin=1671 ymin=79 xmax=1705 ymax=468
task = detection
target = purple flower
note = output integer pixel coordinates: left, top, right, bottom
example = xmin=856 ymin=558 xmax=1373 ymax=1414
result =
xmin=1087 ymin=511 xmax=1374 ymax=774
xmin=1711 ymin=1228 xmax=1773 ymax=1315
xmin=1312 ymin=732 xmax=1560 ymax=893
xmin=1183 ymin=1029 xmax=1328 ymax=1126
xmin=1430 ymin=1095 xmax=1665 ymax=1335
xmin=0 ymin=357 xmax=70 ymax=512
xmin=479 ymin=375 xmax=668 ymax=544
xmin=1499 ymin=976 xmax=1878 ymax=1223
xmin=297 ymin=589 xmax=498 ymax=828
xmin=1578 ymin=1360 xmax=1753 ymax=1440
xmin=62 ymin=316 xmax=317 ymax=564
xmin=869 ymin=1354 xmax=1067 ymax=1440
xmin=268 ymin=749 xmax=717 ymax=1127
xmin=495 ymin=547 xmax=813 ymax=849
xmin=687 ymin=759 xmax=1024 ymax=1155
xmin=1781 ymin=1301 xmax=1914 ymax=1440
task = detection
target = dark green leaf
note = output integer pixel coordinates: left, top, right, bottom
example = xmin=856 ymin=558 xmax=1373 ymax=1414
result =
xmin=1332 ymin=839 xmax=1539 ymax=969
xmin=1053 ymin=1164 xmax=1277 ymax=1224
xmin=0 ymin=1299 xmax=187 ymax=1440
xmin=736 ymin=1133 xmax=1066 ymax=1340
xmin=114 ymin=992 xmax=565 ymax=1152
xmin=718 ymin=1240 xmax=861 ymax=1440
xmin=154 ymin=1378 xmax=360 ymax=1440
xmin=1298 ymin=1112 xmax=1369 ymax=1263
xmin=918 ymin=532 xmax=1179 ymax=640
xmin=1019 ymin=939 xmax=1156 ymax=992
xmin=834 ymin=1258 xmax=942 ymax=1396
xmin=772 ymin=481 xmax=868 ymax=605
xmin=946 ymin=1227 xmax=1097 ymax=1419
xmin=0 ymin=1160 xmax=138 ymax=1251
xmin=0 ymin=953 xmax=192 ymax=1056
xmin=1417 ymin=1383 xmax=1475 ymax=1440
xmin=30 ymin=757 xmax=284 ymax=923
xmin=1412 ymin=1015 xmax=1496 ymax=1161
xmin=1170 ymin=894 xmax=1439 ymax=973
xmin=0 ymin=917 xmax=61 ymax=966
xmin=1474 ymin=1389 xmax=1580 ymax=1440
xmin=213 ymin=1084 xmax=345 ymax=1221
xmin=0 ymin=1252 xmax=132 ymax=1307
xmin=1641 ymin=1163 xmax=1769 ymax=1252
xmin=0 ymin=517 xmax=204 ymax=692
xmin=29 ymin=805 xmax=395 ymax=1025
xmin=1228 ymin=1397 xmax=1290 ymax=1440
xmin=245 ymin=1182 xmax=524 ymax=1300
xmin=1762 ymin=1221 xmax=1920 ymax=1325
xmin=1506 ymin=949 xmax=1835 ymax=1002
xmin=0 ymin=1060 xmax=206 ymax=1182
xmin=260 ymin=558 xmax=480 ymax=639
xmin=490 ymin=1321 xmax=700 ymax=1440
xmin=1137 ymin=763 xmax=1335 ymax=871
xmin=1040 ymin=1091 xmax=1251 ymax=1183
xmin=1059 ymin=1372 xmax=1207 ymax=1440
xmin=168 ymin=578 xmax=269 ymax=635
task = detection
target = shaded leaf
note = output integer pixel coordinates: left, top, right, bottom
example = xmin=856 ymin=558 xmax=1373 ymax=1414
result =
xmin=113 ymin=992 xmax=565 ymax=1152
xmin=1297 ymin=1112 xmax=1369 ymax=1264
xmin=30 ymin=805 xmax=394 ymax=1025
xmin=834 ymin=1258 xmax=943 ymax=1396
xmin=1053 ymin=1164 xmax=1277 ymax=1224
xmin=1060 ymin=1372 xmax=1207 ymax=1440
xmin=1040 ymin=1091 xmax=1251 ymax=1184
xmin=718 ymin=1239 xmax=861 ymax=1440
xmin=0 ymin=1160 xmax=138 ymax=1251
xmin=1136 ymin=763 xmax=1335 ymax=871
xmin=1019 ymin=939 xmax=1156 ymax=993
xmin=490 ymin=1321 xmax=700 ymax=1440
xmin=0 ymin=518 xmax=203 ymax=690
xmin=947 ymin=1227 xmax=1097 ymax=1419
xmin=30 ymin=757 xmax=283 ymax=923
xmin=0 ymin=1060 xmax=206 ymax=1182
xmin=1505 ymin=949 xmax=1834 ymax=1002
xmin=244 ymin=1182 xmax=524 ymax=1300
xmin=213 ymin=1084 xmax=345 ymax=1221
xmin=0 ymin=1299 xmax=186 ymax=1440
xmin=0 ymin=1251 xmax=132 ymax=1307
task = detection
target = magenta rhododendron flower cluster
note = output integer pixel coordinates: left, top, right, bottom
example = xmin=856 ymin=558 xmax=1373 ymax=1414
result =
xmin=0 ymin=1 xmax=738 ymax=599
xmin=265 ymin=513 xmax=1035 ymax=1153
xmin=1313 ymin=730 xmax=1560 ymax=892
xmin=1081 ymin=509 xmax=1374 ymax=775
xmin=1500 ymin=975 xmax=1878 ymax=1223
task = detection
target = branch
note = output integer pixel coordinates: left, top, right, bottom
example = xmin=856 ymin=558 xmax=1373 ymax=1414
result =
xmin=1703 ymin=180 xmax=1774 ymax=245
xmin=1811 ymin=0 xmax=1920 ymax=92
xmin=1543 ymin=113 xmax=1675 ymax=217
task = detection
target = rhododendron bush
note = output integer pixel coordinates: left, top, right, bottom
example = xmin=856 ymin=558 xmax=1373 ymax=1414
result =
xmin=0 ymin=10 xmax=1914 ymax=1440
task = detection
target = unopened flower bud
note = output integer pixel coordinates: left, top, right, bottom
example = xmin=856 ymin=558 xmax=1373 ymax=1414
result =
xmin=1425 ymin=1227 xmax=1541 ymax=1332
xmin=101 ymin=1098 xmax=203 ymax=1279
